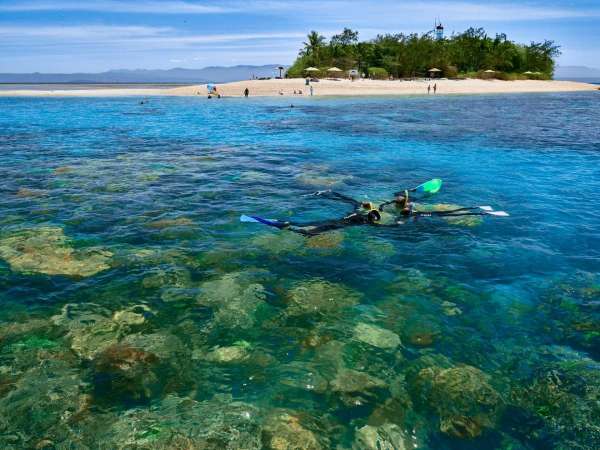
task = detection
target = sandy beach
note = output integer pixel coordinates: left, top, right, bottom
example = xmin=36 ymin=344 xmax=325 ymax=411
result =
xmin=0 ymin=78 xmax=596 ymax=98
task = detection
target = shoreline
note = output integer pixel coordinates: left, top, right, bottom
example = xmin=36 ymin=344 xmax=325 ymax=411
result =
xmin=0 ymin=78 xmax=596 ymax=98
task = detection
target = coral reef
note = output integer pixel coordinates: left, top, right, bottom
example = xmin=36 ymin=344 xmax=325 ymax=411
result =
xmin=0 ymin=227 xmax=112 ymax=277
xmin=409 ymin=362 xmax=502 ymax=439
xmin=286 ymin=279 xmax=361 ymax=316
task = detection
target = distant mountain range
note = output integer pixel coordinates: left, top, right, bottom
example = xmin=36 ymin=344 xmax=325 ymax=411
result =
xmin=1 ymin=64 xmax=597 ymax=84
xmin=554 ymin=65 xmax=600 ymax=82
xmin=0 ymin=65 xmax=285 ymax=84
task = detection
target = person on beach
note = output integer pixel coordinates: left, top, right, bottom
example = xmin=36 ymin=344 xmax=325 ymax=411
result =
xmin=244 ymin=88 xmax=249 ymax=97
xmin=433 ymin=83 xmax=437 ymax=94
xmin=310 ymin=85 xmax=314 ymax=96
xmin=428 ymin=85 xmax=431 ymax=94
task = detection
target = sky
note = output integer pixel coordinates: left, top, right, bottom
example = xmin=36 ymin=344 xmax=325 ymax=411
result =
xmin=0 ymin=0 xmax=598 ymax=72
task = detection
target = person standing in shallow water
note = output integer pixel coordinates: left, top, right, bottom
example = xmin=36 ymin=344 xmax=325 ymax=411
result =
xmin=310 ymin=85 xmax=314 ymax=96
xmin=244 ymin=88 xmax=249 ymax=97
xmin=433 ymin=83 xmax=437 ymax=94
xmin=427 ymin=84 xmax=431 ymax=94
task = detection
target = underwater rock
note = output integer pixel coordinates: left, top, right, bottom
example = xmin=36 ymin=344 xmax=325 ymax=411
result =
xmin=286 ymin=279 xmax=361 ymax=316
xmin=112 ymin=306 xmax=149 ymax=327
xmin=16 ymin=187 xmax=47 ymax=198
xmin=141 ymin=266 xmax=192 ymax=289
xmin=353 ymin=423 xmax=409 ymax=450
xmin=277 ymin=361 xmax=329 ymax=394
xmin=204 ymin=341 xmax=252 ymax=363
xmin=536 ymin=274 xmax=600 ymax=359
xmin=102 ymin=182 xmax=128 ymax=193
xmin=53 ymin=166 xmax=74 ymax=175
xmin=403 ymin=318 xmax=441 ymax=348
xmin=92 ymin=343 xmax=160 ymax=402
xmin=441 ymin=301 xmax=462 ymax=316
xmin=160 ymin=287 xmax=197 ymax=304
xmin=509 ymin=356 xmax=600 ymax=449
xmin=146 ymin=217 xmax=195 ymax=229
xmin=197 ymin=272 xmax=267 ymax=329
xmin=0 ymin=318 xmax=50 ymax=344
xmin=251 ymin=232 xmax=305 ymax=255
xmin=389 ymin=268 xmax=434 ymax=296
xmin=330 ymin=368 xmax=388 ymax=407
xmin=103 ymin=394 xmax=263 ymax=449
xmin=263 ymin=411 xmax=323 ymax=450
xmin=354 ymin=323 xmax=401 ymax=349
xmin=51 ymin=303 xmax=150 ymax=359
xmin=0 ymin=360 xmax=90 ymax=449
xmin=239 ymin=170 xmax=272 ymax=183
xmin=0 ymin=227 xmax=112 ymax=277
xmin=331 ymin=368 xmax=387 ymax=393
xmin=353 ymin=236 xmax=396 ymax=262
xmin=121 ymin=332 xmax=186 ymax=361
xmin=306 ymin=231 xmax=344 ymax=249
xmin=296 ymin=172 xmax=352 ymax=188
xmin=8 ymin=335 xmax=60 ymax=352
xmin=411 ymin=364 xmax=501 ymax=438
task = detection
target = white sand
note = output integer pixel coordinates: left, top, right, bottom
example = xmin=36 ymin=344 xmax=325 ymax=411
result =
xmin=0 ymin=78 xmax=596 ymax=98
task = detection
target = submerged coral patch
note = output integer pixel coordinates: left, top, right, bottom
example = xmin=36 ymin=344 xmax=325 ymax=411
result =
xmin=0 ymin=227 xmax=112 ymax=277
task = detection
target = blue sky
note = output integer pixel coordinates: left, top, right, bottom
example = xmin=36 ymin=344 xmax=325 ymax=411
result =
xmin=0 ymin=0 xmax=598 ymax=72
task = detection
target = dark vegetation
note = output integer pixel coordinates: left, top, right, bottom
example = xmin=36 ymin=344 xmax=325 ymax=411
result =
xmin=287 ymin=28 xmax=560 ymax=80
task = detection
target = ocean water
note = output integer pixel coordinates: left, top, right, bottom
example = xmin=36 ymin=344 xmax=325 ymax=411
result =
xmin=0 ymin=92 xmax=599 ymax=449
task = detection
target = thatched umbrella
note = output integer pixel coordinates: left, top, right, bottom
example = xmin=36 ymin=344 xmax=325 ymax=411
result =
xmin=484 ymin=69 xmax=496 ymax=73
xmin=304 ymin=67 xmax=319 ymax=73
xmin=328 ymin=67 xmax=343 ymax=73
xmin=428 ymin=68 xmax=442 ymax=78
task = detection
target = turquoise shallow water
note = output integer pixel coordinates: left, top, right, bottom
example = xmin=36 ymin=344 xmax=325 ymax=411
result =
xmin=0 ymin=92 xmax=599 ymax=449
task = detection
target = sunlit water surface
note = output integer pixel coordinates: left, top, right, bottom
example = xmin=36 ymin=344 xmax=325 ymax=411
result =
xmin=0 ymin=93 xmax=599 ymax=449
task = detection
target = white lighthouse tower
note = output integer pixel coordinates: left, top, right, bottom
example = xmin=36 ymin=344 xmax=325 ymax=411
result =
xmin=435 ymin=21 xmax=444 ymax=40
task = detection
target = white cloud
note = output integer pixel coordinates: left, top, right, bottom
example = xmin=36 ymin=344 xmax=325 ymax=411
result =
xmin=0 ymin=25 xmax=172 ymax=39
xmin=0 ymin=25 xmax=306 ymax=51
xmin=3 ymin=0 xmax=597 ymax=20
xmin=0 ymin=1 xmax=232 ymax=14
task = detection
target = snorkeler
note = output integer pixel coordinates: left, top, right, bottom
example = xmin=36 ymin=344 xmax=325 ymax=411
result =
xmin=241 ymin=180 xmax=508 ymax=236
xmin=243 ymin=191 xmax=384 ymax=236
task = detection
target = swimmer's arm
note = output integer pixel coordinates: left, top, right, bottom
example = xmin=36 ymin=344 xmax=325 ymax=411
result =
xmin=308 ymin=190 xmax=362 ymax=209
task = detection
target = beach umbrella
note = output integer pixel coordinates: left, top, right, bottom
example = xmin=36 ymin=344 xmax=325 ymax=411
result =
xmin=523 ymin=71 xmax=533 ymax=74
xmin=484 ymin=69 xmax=496 ymax=73
xmin=304 ymin=67 xmax=319 ymax=72
xmin=328 ymin=67 xmax=343 ymax=72
xmin=428 ymin=68 xmax=442 ymax=78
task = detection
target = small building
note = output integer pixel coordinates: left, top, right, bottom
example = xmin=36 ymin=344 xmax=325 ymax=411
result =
xmin=435 ymin=22 xmax=444 ymax=40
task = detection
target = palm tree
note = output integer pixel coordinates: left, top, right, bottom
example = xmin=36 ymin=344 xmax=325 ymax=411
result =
xmin=303 ymin=31 xmax=326 ymax=64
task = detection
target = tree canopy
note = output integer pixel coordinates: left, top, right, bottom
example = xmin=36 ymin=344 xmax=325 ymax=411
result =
xmin=287 ymin=27 xmax=560 ymax=79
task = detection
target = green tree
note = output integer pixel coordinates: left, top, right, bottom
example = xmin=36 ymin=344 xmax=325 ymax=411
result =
xmin=302 ymin=31 xmax=327 ymax=65
xmin=525 ymin=40 xmax=561 ymax=75
xmin=289 ymin=27 xmax=560 ymax=79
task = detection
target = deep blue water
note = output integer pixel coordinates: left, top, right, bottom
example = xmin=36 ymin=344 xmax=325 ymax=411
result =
xmin=0 ymin=92 xmax=599 ymax=449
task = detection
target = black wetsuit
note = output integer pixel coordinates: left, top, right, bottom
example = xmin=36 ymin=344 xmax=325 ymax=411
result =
xmin=273 ymin=191 xmax=386 ymax=236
